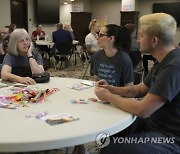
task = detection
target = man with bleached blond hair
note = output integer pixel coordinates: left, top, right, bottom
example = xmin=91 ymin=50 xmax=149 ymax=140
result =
xmin=96 ymin=13 xmax=180 ymax=154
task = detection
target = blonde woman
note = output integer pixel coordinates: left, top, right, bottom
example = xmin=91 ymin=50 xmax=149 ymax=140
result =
xmin=1 ymin=29 xmax=44 ymax=84
xmin=64 ymin=24 xmax=75 ymax=40
xmin=85 ymin=19 xmax=100 ymax=75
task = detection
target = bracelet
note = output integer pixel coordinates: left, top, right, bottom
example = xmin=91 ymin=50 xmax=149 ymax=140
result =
xmin=28 ymin=56 xmax=34 ymax=59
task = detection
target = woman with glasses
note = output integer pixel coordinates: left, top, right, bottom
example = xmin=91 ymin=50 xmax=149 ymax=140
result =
xmin=1 ymin=29 xmax=44 ymax=84
xmin=93 ymin=24 xmax=134 ymax=86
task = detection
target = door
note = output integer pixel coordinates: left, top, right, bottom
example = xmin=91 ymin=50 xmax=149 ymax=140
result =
xmin=10 ymin=0 xmax=28 ymax=31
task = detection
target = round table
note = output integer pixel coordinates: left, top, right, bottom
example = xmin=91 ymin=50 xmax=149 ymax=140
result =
xmin=0 ymin=77 xmax=135 ymax=152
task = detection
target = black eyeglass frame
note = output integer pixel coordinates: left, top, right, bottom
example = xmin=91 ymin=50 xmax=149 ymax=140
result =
xmin=98 ymin=32 xmax=109 ymax=38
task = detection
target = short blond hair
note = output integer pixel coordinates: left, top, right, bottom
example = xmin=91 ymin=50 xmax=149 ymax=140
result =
xmin=7 ymin=29 xmax=31 ymax=56
xmin=56 ymin=23 xmax=63 ymax=30
xmin=89 ymin=19 xmax=98 ymax=31
xmin=140 ymin=13 xmax=176 ymax=45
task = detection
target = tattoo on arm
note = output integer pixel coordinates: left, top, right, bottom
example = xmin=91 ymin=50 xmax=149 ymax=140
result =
xmin=126 ymin=85 xmax=135 ymax=96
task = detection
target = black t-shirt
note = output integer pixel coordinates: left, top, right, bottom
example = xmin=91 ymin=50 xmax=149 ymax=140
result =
xmin=143 ymin=48 xmax=180 ymax=143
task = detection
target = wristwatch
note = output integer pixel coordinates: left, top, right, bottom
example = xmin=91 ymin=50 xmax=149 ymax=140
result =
xmin=28 ymin=55 xmax=35 ymax=59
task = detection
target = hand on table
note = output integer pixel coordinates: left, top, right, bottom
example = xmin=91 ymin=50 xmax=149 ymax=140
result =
xmin=20 ymin=77 xmax=36 ymax=85
xmin=95 ymin=86 xmax=111 ymax=102
xmin=96 ymin=79 xmax=110 ymax=89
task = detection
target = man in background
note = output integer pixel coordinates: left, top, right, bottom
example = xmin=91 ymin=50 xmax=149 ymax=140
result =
xmin=52 ymin=23 xmax=72 ymax=44
xmin=0 ymin=26 xmax=10 ymax=55
xmin=51 ymin=23 xmax=72 ymax=55
xmin=31 ymin=24 xmax=46 ymax=41
xmin=0 ymin=26 xmax=10 ymax=64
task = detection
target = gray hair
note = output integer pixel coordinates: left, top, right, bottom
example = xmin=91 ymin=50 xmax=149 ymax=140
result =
xmin=140 ymin=13 xmax=177 ymax=46
xmin=7 ymin=28 xmax=31 ymax=55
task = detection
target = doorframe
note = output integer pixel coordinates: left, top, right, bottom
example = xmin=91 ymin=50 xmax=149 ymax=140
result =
xmin=10 ymin=0 xmax=28 ymax=31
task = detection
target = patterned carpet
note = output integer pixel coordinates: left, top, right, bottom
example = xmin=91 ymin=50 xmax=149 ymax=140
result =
xmin=47 ymin=59 xmax=94 ymax=81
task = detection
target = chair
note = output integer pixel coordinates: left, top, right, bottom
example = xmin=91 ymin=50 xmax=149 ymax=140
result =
xmin=82 ymin=45 xmax=91 ymax=79
xmin=133 ymin=60 xmax=145 ymax=84
xmin=142 ymin=54 xmax=156 ymax=75
xmin=34 ymin=43 xmax=51 ymax=70
xmin=128 ymin=50 xmax=142 ymax=68
xmin=53 ymin=42 xmax=73 ymax=71
xmin=72 ymin=44 xmax=84 ymax=66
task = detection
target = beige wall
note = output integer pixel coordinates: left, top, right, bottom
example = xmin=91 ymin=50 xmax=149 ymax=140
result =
xmin=83 ymin=0 xmax=92 ymax=12
xmin=28 ymin=0 xmax=35 ymax=35
xmin=60 ymin=2 xmax=83 ymax=25
xmin=0 ymin=0 xmax=11 ymax=28
xmin=91 ymin=0 xmax=121 ymax=25
xmin=137 ymin=0 xmax=180 ymax=45
xmin=60 ymin=4 xmax=72 ymax=25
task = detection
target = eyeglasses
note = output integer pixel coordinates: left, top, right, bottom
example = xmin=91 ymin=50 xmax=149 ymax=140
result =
xmin=98 ymin=33 xmax=109 ymax=38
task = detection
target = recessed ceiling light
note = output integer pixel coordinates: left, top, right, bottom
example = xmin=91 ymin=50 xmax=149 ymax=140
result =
xmin=64 ymin=2 xmax=68 ymax=4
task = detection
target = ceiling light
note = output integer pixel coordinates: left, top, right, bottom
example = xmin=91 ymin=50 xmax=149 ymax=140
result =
xmin=64 ymin=2 xmax=68 ymax=4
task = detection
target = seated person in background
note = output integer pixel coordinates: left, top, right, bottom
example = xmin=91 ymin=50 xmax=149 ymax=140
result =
xmin=9 ymin=23 xmax=16 ymax=33
xmin=1 ymin=29 xmax=44 ymax=85
xmin=125 ymin=23 xmax=140 ymax=51
xmin=95 ymin=13 xmax=180 ymax=154
xmin=0 ymin=26 xmax=10 ymax=55
xmin=94 ymin=24 xmax=134 ymax=86
xmin=51 ymin=23 xmax=72 ymax=55
xmin=31 ymin=24 xmax=45 ymax=41
xmin=31 ymin=24 xmax=49 ymax=58
xmin=0 ymin=26 xmax=11 ymax=63
xmin=64 ymin=24 xmax=75 ymax=40
xmin=125 ymin=23 xmax=141 ymax=67
xmin=85 ymin=19 xmax=100 ymax=76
